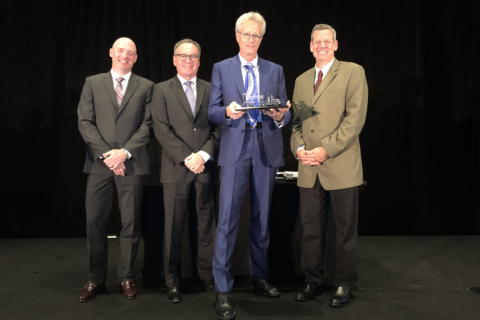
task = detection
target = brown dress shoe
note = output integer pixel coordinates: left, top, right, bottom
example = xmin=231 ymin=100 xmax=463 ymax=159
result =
xmin=120 ymin=280 xmax=137 ymax=300
xmin=78 ymin=282 xmax=105 ymax=303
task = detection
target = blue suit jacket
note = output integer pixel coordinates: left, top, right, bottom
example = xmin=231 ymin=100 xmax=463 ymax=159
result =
xmin=208 ymin=55 xmax=291 ymax=167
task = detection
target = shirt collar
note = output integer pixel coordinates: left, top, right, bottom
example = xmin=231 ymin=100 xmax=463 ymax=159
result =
xmin=111 ymin=69 xmax=131 ymax=83
xmin=315 ymin=57 xmax=335 ymax=77
xmin=239 ymin=53 xmax=259 ymax=70
xmin=177 ymin=74 xmax=197 ymax=86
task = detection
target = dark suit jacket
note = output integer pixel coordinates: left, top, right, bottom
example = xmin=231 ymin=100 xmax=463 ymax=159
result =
xmin=208 ymin=55 xmax=291 ymax=168
xmin=150 ymin=76 xmax=220 ymax=183
xmin=78 ymin=71 xmax=154 ymax=175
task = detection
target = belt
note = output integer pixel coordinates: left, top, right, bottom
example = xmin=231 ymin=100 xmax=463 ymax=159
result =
xmin=245 ymin=122 xmax=262 ymax=129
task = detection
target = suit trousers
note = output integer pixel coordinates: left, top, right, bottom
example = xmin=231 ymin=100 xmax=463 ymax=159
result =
xmin=299 ymin=176 xmax=359 ymax=288
xmin=163 ymin=179 xmax=216 ymax=288
xmin=213 ymin=128 xmax=277 ymax=292
xmin=85 ymin=173 xmax=144 ymax=284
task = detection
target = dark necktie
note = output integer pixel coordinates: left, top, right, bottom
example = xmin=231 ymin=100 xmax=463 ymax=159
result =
xmin=314 ymin=70 xmax=323 ymax=95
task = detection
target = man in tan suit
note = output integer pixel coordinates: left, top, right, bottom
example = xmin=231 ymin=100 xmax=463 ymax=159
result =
xmin=290 ymin=24 xmax=368 ymax=307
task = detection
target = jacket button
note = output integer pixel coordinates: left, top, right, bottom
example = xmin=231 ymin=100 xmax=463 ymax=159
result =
xmin=117 ymin=122 xmax=120 ymax=125
xmin=113 ymin=139 xmax=115 ymax=142
xmin=193 ymin=128 xmax=197 ymax=131
xmin=241 ymin=130 xmax=245 ymax=133
xmin=311 ymin=130 xmax=314 ymax=133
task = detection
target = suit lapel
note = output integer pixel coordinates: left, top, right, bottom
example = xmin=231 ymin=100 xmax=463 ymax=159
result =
xmin=101 ymin=72 xmax=118 ymax=109
xmin=228 ymin=56 xmax=246 ymax=98
xmin=258 ymin=57 xmax=270 ymax=99
xmin=171 ymin=77 xmax=195 ymax=120
xmin=118 ymin=73 xmax=140 ymax=114
xmin=313 ymin=58 xmax=339 ymax=105
xmin=194 ymin=79 xmax=205 ymax=119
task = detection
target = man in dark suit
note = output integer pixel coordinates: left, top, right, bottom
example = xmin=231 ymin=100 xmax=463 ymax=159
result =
xmin=77 ymin=37 xmax=154 ymax=302
xmin=208 ymin=12 xmax=291 ymax=320
xmin=290 ymin=24 xmax=368 ymax=307
xmin=150 ymin=39 xmax=220 ymax=303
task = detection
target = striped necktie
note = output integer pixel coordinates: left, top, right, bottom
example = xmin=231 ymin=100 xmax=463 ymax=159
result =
xmin=115 ymin=77 xmax=124 ymax=107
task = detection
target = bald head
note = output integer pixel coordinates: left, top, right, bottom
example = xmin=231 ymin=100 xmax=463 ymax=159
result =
xmin=109 ymin=37 xmax=138 ymax=75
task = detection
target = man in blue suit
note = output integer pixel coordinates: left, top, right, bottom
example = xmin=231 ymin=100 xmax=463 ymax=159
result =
xmin=208 ymin=11 xmax=291 ymax=320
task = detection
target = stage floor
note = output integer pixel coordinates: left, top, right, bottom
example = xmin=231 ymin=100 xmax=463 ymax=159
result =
xmin=1 ymin=236 xmax=479 ymax=320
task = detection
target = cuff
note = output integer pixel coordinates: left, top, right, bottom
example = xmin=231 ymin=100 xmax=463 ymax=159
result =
xmin=121 ymin=148 xmax=132 ymax=159
xmin=197 ymin=151 xmax=211 ymax=163
xmin=295 ymin=144 xmax=305 ymax=160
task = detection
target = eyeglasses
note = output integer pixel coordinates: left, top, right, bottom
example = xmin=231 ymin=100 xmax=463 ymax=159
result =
xmin=237 ymin=32 xmax=262 ymax=41
xmin=175 ymin=54 xmax=200 ymax=61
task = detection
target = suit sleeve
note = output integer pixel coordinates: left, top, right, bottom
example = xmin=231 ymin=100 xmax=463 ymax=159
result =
xmin=150 ymin=84 xmax=193 ymax=163
xmin=321 ymin=65 xmax=368 ymax=158
xmin=121 ymin=82 xmax=154 ymax=157
xmin=77 ymin=77 xmax=112 ymax=159
xmin=200 ymin=83 xmax=221 ymax=158
xmin=208 ymin=64 xmax=229 ymax=125
xmin=290 ymin=78 xmax=304 ymax=157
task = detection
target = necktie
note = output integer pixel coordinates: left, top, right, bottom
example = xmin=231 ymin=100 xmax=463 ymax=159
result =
xmin=314 ymin=70 xmax=323 ymax=95
xmin=244 ymin=64 xmax=261 ymax=127
xmin=185 ymin=80 xmax=196 ymax=116
xmin=115 ymin=77 xmax=124 ymax=107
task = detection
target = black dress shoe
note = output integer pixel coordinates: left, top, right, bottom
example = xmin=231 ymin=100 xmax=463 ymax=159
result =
xmin=214 ymin=292 xmax=236 ymax=320
xmin=244 ymin=277 xmax=281 ymax=297
xmin=295 ymin=281 xmax=320 ymax=301
xmin=329 ymin=286 xmax=352 ymax=308
xmin=166 ymin=287 xmax=182 ymax=303
xmin=201 ymin=279 xmax=216 ymax=294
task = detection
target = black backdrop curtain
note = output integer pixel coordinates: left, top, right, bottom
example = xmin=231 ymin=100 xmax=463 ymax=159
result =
xmin=0 ymin=0 xmax=479 ymax=238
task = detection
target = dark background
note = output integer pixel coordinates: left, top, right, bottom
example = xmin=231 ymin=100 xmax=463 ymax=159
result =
xmin=1 ymin=0 xmax=479 ymax=238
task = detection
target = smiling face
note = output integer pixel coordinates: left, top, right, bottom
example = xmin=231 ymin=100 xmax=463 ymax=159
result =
xmin=173 ymin=43 xmax=200 ymax=80
xmin=236 ymin=20 xmax=263 ymax=62
xmin=310 ymin=29 xmax=338 ymax=69
xmin=109 ymin=38 xmax=138 ymax=76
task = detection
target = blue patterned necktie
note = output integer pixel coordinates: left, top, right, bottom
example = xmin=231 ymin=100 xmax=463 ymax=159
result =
xmin=244 ymin=64 xmax=261 ymax=127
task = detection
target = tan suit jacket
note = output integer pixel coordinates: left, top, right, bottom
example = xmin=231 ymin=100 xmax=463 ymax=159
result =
xmin=291 ymin=58 xmax=368 ymax=190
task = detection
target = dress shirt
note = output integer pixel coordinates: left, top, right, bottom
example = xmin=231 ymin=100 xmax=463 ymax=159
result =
xmin=177 ymin=74 xmax=197 ymax=99
xmin=177 ymin=74 xmax=211 ymax=163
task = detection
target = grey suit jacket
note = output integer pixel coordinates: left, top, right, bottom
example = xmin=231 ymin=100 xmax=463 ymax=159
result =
xmin=291 ymin=58 xmax=368 ymax=190
xmin=151 ymin=76 xmax=220 ymax=183
xmin=78 ymin=71 xmax=154 ymax=175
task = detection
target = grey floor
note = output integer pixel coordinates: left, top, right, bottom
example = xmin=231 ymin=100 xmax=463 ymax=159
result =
xmin=1 ymin=236 xmax=479 ymax=319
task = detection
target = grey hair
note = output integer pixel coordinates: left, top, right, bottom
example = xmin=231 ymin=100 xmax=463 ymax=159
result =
xmin=235 ymin=11 xmax=266 ymax=36
xmin=311 ymin=24 xmax=337 ymax=42
xmin=173 ymin=38 xmax=201 ymax=57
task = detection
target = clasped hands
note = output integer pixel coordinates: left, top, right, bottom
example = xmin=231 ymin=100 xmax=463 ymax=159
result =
xmin=226 ymin=101 xmax=291 ymax=122
xmin=185 ymin=153 xmax=205 ymax=174
xmin=103 ymin=149 xmax=127 ymax=176
xmin=297 ymin=147 xmax=329 ymax=166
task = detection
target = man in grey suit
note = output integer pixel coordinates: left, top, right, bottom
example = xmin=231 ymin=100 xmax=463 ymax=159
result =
xmin=150 ymin=39 xmax=220 ymax=303
xmin=77 ymin=37 xmax=154 ymax=302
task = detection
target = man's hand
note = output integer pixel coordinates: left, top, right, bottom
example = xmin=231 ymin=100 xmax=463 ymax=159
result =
xmin=103 ymin=149 xmax=127 ymax=170
xmin=297 ymin=147 xmax=329 ymax=166
xmin=185 ymin=153 xmax=206 ymax=174
xmin=261 ymin=100 xmax=291 ymax=122
xmin=226 ymin=102 xmax=245 ymax=120
xmin=113 ymin=162 xmax=126 ymax=176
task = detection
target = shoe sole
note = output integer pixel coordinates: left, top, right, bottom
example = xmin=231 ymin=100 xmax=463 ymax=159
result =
xmin=329 ymin=301 xmax=349 ymax=308
xmin=295 ymin=295 xmax=315 ymax=302
xmin=244 ymin=283 xmax=281 ymax=298
xmin=122 ymin=294 xmax=137 ymax=300
xmin=165 ymin=296 xmax=182 ymax=303
xmin=214 ymin=311 xmax=236 ymax=320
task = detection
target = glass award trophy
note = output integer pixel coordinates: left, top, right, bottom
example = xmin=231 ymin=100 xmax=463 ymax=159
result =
xmin=236 ymin=94 xmax=288 ymax=111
